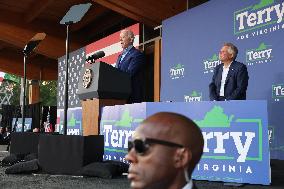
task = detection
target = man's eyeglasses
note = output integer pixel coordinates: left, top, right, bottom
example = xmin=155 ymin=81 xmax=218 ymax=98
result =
xmin=128 ymin=138 xmax=184 ymax=155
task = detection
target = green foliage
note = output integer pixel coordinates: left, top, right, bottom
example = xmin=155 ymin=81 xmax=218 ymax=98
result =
xmin=40 ymin=80 xmax=57 ymax=106
xmin=1 ymin=72 xmax=57 ymax=106
xmin=8 ymin=75 xmax=21 ymax=105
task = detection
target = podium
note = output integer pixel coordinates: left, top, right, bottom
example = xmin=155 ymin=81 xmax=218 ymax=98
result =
xmin=77 ymin=61 xmax=131 ymax=136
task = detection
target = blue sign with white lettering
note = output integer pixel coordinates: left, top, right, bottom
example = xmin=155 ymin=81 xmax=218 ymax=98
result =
xmin=161 ymin=0 xmax=284 ymax=160
xmin=100 ymin=103 xmax=146 ymax=163
xmin=100 ymin=100 xmax=270 ymax=184
xmin=56 ymin=108 xmax=82 ymax=135
xmin=12 ymin=118 xmax=32 ymax=132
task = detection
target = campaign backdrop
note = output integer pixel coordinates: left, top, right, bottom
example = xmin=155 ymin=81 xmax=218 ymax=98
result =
xmin=161 ymin=0 xmax=284 ymax=159
xmin=56 ymin=24 xmax=139 ymax=134
xmin=100 ymin=101 xmax=270 ymax=185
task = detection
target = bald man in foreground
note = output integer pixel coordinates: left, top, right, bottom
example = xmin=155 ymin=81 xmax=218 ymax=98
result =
xmin=126 ymin=112 xmax=204 ymax=189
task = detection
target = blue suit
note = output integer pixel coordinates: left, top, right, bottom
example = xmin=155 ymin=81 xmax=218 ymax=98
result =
xmin=209 ymin=61 xmax=249 ymax=101
xmin=116 ymin=46 xmax=145 ymax=103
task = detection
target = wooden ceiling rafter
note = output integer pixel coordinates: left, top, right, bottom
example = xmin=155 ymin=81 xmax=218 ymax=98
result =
xmin=93 ymin=0 xmax=189 ymax=27
xmin=104 ymin=0 xmax=186 ymax=22
xmin=80 ymin=12 xmax=127 ymax=41
xmin=93 ymin=0 xmax=159 ymax=27
xmin=0 ymin=21 xmax=81 ymax=59
xmin=100 ymin=0 xmax=163 ymax=23
xmin=29 ymin=55 xmax=58 ymax=70
xmin=0 ymin=43 xmax=5 ymax=51
xmin=2 ymin=11 xmax=66 ymax=39
xmin=0 ymin=50 xmax=57 ymax=80
xmin=24 ymin=0 xmax=55 ymax=23
xmin=71 ymin=3 xmax=109 ymax=31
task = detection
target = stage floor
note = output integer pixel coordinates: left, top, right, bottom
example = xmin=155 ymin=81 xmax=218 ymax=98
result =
xmin=0 ymin=150 xmax=283 ymax=189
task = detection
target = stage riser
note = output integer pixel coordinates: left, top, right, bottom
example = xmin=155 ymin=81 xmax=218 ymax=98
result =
xmin=10 ymin=133 xmax=104 ymax=175
xmin=10 ymin=132 xmax=40 ymax=155
xmin=38 ymin=135 xmax=104 ymax=175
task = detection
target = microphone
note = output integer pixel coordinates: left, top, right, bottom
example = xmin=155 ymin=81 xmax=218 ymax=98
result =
xmin=86 ymin=51 xmax=105 ymax=63
xmin=23 ymin=33 xmax=46 ymax=56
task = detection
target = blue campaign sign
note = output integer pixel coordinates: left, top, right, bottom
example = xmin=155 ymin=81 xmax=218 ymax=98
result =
xmin=12 ymin=118 xmax=32 ymax=132
xmin=100 ymin=101 xmax=270 ymax=185
xmin=100 ymin=103 xmax=146 ymax=163
xmin=161 ymin=0 xmax=284 ymax=160
xmin=56 ymin=108 xmax=82 ymax=135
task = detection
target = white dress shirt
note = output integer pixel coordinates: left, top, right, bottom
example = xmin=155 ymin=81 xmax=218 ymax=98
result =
xmin=219 ymin=63 xmax=232 ymax=97
xmin=182 ymin=179 xmax=193 ymax=189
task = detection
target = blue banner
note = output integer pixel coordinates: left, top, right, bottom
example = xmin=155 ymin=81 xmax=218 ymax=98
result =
xmin=56 ymin=108 xmax=82 ymax=135
xmin=100 ymin=103 xmax=146 ymax=163
xmin=12 ymin=118 xmax=32 ymax=132
xmin=100 ymin=101 xmax=270 ymax=185
xmin=161 ymin=0 xmax=284 ymax=159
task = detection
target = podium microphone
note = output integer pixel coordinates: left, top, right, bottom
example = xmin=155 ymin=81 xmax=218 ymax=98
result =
xmin=23 ymin=33 xmax=46 ymax=56
xmin=86 ymin=51 xmax=105 ymax=63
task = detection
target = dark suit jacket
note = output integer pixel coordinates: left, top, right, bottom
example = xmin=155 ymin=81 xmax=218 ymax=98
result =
xmin=209 ymin=61 xmax=249 ymax=101
xmin=116 ymin=46 xmax=145 ymax=103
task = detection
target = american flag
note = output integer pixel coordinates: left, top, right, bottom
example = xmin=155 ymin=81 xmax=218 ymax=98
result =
xmin=57 ymin=24 xmax=140 ymax=109
xmin=86 ymin=23 xmax=139 ymax=66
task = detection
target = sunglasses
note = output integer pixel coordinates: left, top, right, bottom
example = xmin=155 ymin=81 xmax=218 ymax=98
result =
xmin=128 ymin=138 xmax=184 ymax=155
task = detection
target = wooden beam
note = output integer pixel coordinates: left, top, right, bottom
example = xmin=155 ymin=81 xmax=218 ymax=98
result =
xmin=24 ymin=0 xmax=55 ymax=23
xmin=0 ymin=9 xmax=66 ymax=38
xmin=71 ymin=4 xmax=109 ymax=31
xmin=29 ymin=80 xmax=40 ymax=104
xmin=0 ymin=43 xmax=5 ymax=51
xmin=154 ymin=38 xmax=161 ymax=102
xmin=94 ymin=0 xmax=159 ymax=27
xmin=93 ymin=0 xmax=189 ymax=26
xmin=0 ymin=10 xmax=84 ymax=59
xmin=0 ymin=40 xmax=18 ymax=49
xmin=80 ymin=13 xmax=127 ymax=42
xmin=0 ymin=50 xmax=57 ymax=80
xmin=101 ymin=0 xmax=176 ymax=22
xmin=29 ymin=55 xmax=58 ymax=70
xmin=0 ymin=20 xmax=81 ymax=59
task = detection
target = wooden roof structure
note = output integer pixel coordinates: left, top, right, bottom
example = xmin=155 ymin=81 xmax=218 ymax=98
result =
xmin=0 ymin=0 xmax=207 ymax=80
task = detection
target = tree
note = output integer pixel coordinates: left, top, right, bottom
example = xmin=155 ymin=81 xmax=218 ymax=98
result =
xmin=0 ymin=73 xmax=57 ymax=106
xmin=40 ymin=80 xmax=57 ymax=106
xmin=4 ymin=74 xmax=21 ymax=105
xmin=2 ymin=73 xmax=57 ymax=106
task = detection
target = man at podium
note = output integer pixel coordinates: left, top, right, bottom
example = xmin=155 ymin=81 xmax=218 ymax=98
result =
xmin=209 ymin=43 xmax=249 ymax=101
xmin=115 ymin=29 xmax=146 ymax=103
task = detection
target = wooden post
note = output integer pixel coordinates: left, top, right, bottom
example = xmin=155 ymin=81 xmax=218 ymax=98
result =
xmin=81 ymin=99 xmax=126 ymax=136
xmin=29 ymin=80 xmax=40 ymax=104
xmin=154 ymin=38 xmax=161 ymax=102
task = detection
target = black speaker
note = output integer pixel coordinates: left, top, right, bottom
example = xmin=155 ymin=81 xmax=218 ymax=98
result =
xmin=38 ymin=135 xmax=104 ymax=175
xmin=10 ymin=132 xmax=40 ymax=155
